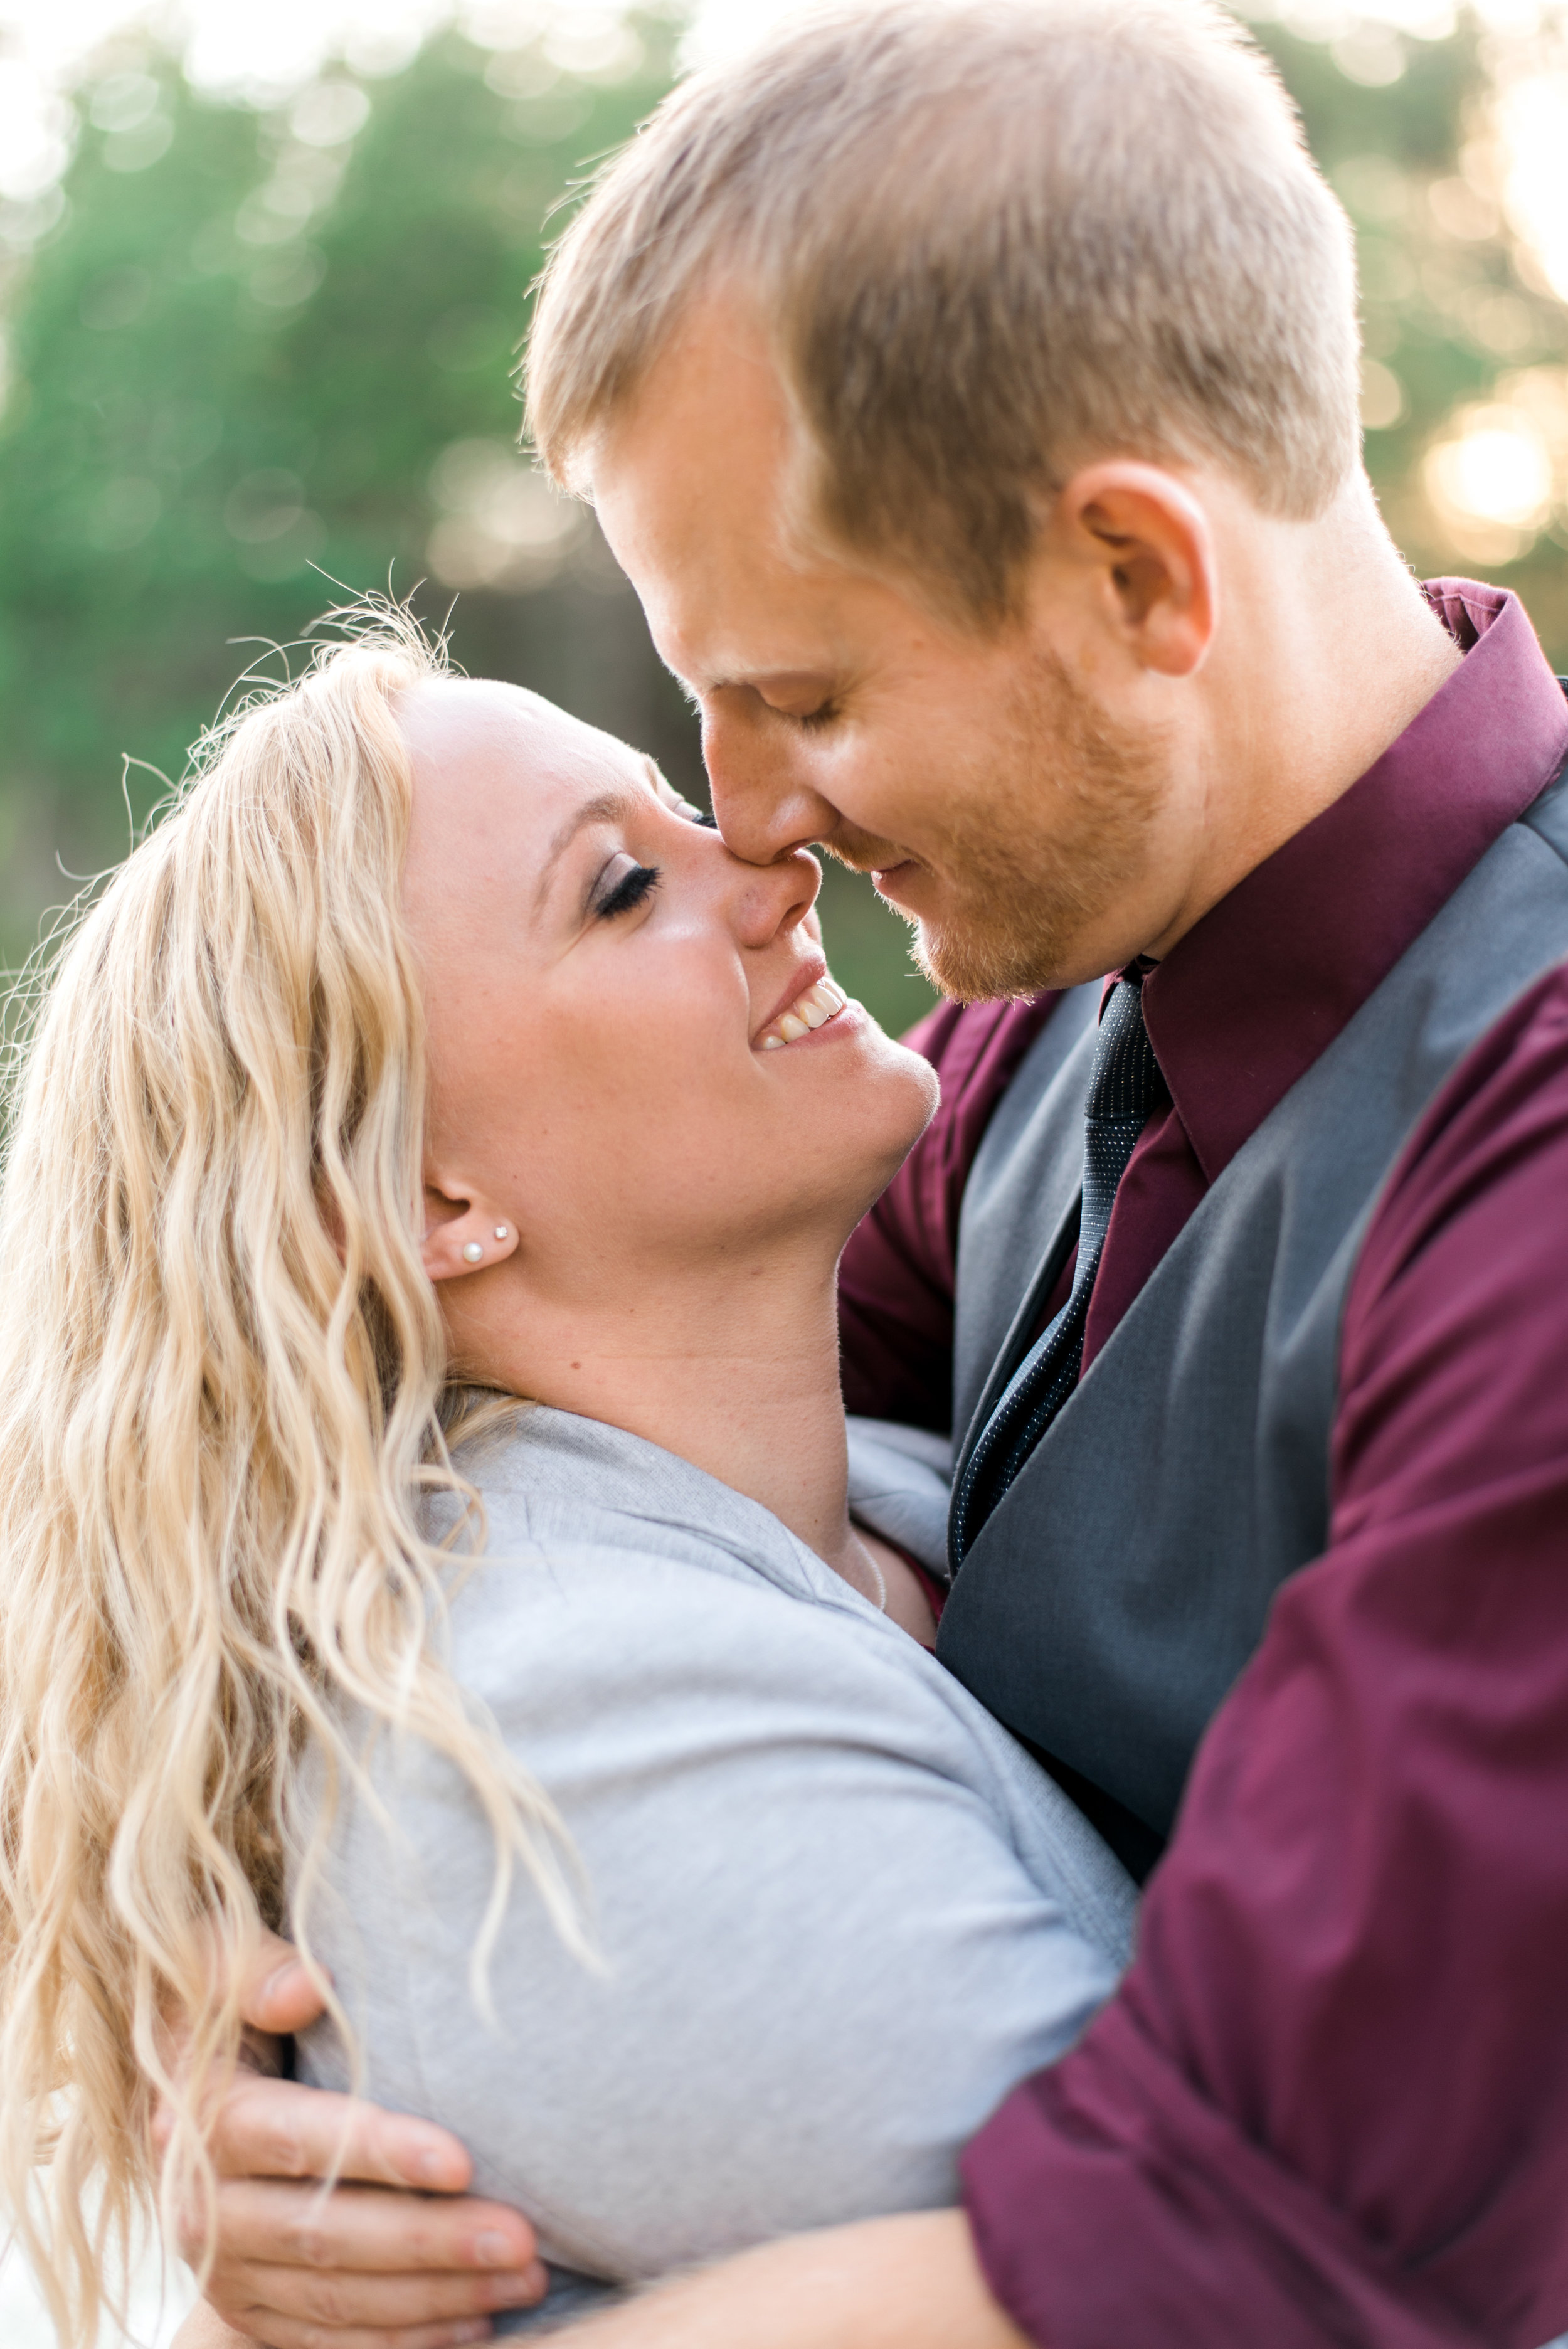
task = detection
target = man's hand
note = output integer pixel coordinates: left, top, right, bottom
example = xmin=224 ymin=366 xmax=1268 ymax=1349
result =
xmin=167 ymin=1930 xmax=545 ymax=2349
xmin=558 ymin=2210 xmax=1030 ymax=2349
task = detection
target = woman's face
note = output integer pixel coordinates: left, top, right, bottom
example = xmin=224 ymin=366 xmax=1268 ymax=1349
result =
xmin=398 ymin=679 xmax=937 ymax=1320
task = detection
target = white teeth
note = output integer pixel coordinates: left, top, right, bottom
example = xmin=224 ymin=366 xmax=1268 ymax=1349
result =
xmin=757 ymin=977 xmax=849 ymax=1053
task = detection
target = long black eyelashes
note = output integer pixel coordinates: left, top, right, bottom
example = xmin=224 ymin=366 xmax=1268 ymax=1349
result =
xmin=596 ymin=862 xmax=662 ymax=919
xmin=596 ymin=805 xmax=713 ymax=917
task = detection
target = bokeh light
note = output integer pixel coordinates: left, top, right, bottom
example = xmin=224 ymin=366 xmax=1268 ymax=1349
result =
xmin=1426 ymin=398 xmax=1557 ymax=559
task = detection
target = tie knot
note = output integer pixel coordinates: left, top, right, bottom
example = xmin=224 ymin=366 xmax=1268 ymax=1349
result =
xmin=1087 ymin=975 xmax=1165 ymax=1127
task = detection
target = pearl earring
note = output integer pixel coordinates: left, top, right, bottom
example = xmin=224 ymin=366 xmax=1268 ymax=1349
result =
xmin=494 ymin=1224 xmax=509 ymax=1241
xmin=462 ymin=1241 xmax=484 ymax=1265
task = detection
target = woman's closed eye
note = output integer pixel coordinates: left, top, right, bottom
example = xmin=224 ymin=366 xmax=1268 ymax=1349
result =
xmin=593 ymin=854 xmax=662 ymax=920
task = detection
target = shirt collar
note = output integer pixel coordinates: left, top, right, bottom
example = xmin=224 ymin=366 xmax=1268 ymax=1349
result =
xmin=1136 ymin=581 xmax=1568 ymax=1185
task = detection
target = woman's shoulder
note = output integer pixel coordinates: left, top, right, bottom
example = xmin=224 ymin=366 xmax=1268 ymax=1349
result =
xmin=443 ymin=1404 xmax=929 ymax=1718
xmin=436 ymin=1402 xmax=943 ymax=1756
xmin=302 ymin=1502 xmax=1132 ymax=2285
xmin=424 ymin=1405 xmax=1135 ymax=1961
xmin=445 ymin=1401 xmax=830 ymax=1601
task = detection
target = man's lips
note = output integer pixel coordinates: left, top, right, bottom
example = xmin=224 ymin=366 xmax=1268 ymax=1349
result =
xmin=821 ymin=828 xmax=923 ymax=891
xmin=870 ymin=859 xmax=923 ymax=907
xmin=823 ymin=839 xmax=926 ymax=906
xmin=821 ymin=827 xmax=913 ymax=878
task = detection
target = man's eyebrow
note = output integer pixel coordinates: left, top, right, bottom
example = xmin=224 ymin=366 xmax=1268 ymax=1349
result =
xmin=533 ymin=788 xmax=641 ymax=911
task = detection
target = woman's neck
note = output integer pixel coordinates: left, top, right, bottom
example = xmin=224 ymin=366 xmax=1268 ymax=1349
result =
xmin=464 ymin=1244 xmax=862 ymax=1579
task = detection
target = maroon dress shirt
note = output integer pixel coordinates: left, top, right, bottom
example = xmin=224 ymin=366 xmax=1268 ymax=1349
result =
xmin=838 ymin=583 xmax=1568 ymax=2346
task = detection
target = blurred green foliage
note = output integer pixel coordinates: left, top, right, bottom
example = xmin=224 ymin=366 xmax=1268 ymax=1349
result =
xmin=0 ymin=24 xmax=677 ymax=909
xmin=0 ymin=9 xmax=932 ymax=1026
xmin=0 ymin=5 xmax=1562 ymax=1031
xmin=1249 ymin=9 xmax=1568 ymax=651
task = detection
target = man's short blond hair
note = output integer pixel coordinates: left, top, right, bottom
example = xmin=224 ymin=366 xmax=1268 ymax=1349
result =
xmin=527 ymin=0 xmax=1361 ymax=623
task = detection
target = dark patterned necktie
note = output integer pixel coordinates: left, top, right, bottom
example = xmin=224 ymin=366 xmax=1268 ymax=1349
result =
xmin=951 ymin=972 xmax=1168 ymax=1564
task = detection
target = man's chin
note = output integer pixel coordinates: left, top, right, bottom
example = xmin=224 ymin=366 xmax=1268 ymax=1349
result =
xmin=862 ymin=853 xmax=1098 ymax=1001
xmin=914 ymin=908 xmax=1077 ymax=1004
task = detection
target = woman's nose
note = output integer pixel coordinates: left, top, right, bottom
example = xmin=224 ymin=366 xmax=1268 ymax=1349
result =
xmin=724 ymin=843 xmax=822 ymax=950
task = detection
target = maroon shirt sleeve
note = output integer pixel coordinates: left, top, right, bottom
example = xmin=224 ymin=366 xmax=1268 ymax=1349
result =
xmin=838 ymin=995 xmax=1061 ymax=1431
xmin=961 ymin=965 xmax=1568 ymax=2349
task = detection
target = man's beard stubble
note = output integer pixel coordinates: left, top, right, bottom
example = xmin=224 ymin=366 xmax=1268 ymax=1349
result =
xmin=907 ymin=644 xmax=1165 ymax=1003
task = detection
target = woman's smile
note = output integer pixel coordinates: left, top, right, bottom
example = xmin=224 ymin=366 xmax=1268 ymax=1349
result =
xmin=755 ymin=970 xmax=850 ymax=1050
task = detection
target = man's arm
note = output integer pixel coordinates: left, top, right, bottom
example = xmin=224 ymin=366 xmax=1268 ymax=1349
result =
xmin=171 ymin=1932 xmax=543 ymax=2349
xmin=538 ymin=2212 xmax=1029 ymax=2349
xmin=178 ymin=2212 xmax=1029 ymax=2349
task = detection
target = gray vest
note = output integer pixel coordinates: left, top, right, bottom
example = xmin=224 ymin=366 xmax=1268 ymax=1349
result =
xmin=938 ymin=768 xmax=1568 ymax=1857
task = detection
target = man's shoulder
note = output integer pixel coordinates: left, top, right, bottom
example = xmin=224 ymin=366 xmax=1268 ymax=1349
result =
xmin=1337 ymin=955 xmax=1568 ymax=1518
xmin=1358 ymin=956 xmax=1568 ymax=1283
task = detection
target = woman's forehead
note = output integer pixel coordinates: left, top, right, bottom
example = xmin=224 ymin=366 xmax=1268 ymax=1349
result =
xmin=403 ymin=675 xmax=618 ymax=783
xmin=398 ymin=678 xmax=647 ymax=937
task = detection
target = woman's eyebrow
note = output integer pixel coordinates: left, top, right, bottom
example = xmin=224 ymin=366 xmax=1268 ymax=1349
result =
xmin=533 ymin=788 xmax=641 ymax=910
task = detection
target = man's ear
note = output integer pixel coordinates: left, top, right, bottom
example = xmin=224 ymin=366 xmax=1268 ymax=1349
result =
xmin=1051 ymin=461 xmax=1218 ymax=679
xmin=421 ymin=1172 xmax=521 ymax=1285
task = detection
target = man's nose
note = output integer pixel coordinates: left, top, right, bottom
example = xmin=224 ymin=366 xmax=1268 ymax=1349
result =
xmin=702 ymin=695 xmax=841 ymax=864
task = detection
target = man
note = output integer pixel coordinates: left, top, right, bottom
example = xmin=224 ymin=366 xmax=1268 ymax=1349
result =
xmin=178 ymin=3 xmax=1568 ymax=2343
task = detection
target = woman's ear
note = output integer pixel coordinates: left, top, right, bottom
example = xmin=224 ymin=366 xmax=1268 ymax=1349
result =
xmin=1052 ymin=460 xmax=1219 ymax=679
xmin=421 ymin=1174 xmax=521 ymax=1285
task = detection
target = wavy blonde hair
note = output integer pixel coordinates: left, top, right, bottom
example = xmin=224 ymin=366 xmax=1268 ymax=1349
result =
xmin=0 ymin=610 xmax=571 ymax=2346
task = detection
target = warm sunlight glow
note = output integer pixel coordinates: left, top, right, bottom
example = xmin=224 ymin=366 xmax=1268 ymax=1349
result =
xmin=1496 ymin=68 xmax=1568 ymax=302
xmin=1427 ymin=409 xmax=1553 ymax=524
xmin=1424 ymin=400 xmax=1557 ymax=560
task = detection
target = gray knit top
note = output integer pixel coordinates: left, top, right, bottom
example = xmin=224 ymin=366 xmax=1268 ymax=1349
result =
xmin=294 ymin=1408 xmax=1136 ymax=2330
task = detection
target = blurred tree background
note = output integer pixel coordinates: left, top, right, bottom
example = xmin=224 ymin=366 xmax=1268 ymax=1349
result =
xmin=0 ymin=0 xmax=1564 ymax=1029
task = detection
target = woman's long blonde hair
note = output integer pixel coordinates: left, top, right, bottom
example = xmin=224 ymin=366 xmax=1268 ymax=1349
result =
xmin=0 ymin=612 xmax=569 ymax=2345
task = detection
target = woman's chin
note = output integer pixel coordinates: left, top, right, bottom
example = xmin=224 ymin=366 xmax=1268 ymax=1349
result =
xmin=798 ymin=1023 xmax=940 ymax=1212
xmin=856 ymin=1018 xmax=942 ymax=1116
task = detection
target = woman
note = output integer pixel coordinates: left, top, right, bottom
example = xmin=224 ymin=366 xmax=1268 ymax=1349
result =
xmin=0 ymin=615 xmax=1133 ymax=2345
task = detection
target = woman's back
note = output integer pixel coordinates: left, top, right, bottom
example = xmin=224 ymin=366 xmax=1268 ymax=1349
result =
xmin=295 ymin=1409 xmax=1135 ymax=2325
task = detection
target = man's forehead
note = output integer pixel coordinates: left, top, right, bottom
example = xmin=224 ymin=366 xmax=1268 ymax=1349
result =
xmin=642 ymin=540 xmax=935 ymax=699
xmin=594 ymin=469 xmax=874 ymax=691
xmin=590 ymin=305 xmax=810 ymax=576
xmin=588 ymin=304 xmax=935 ymax=687
xmin=657 ymin=590 xmax=847 ymax=689
xmin=602 ymin=295 xmax=790 ymax=472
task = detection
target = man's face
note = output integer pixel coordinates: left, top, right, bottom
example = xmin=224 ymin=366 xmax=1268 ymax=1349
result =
xmin=590 ymin=305 xmax=1189 ymax=997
